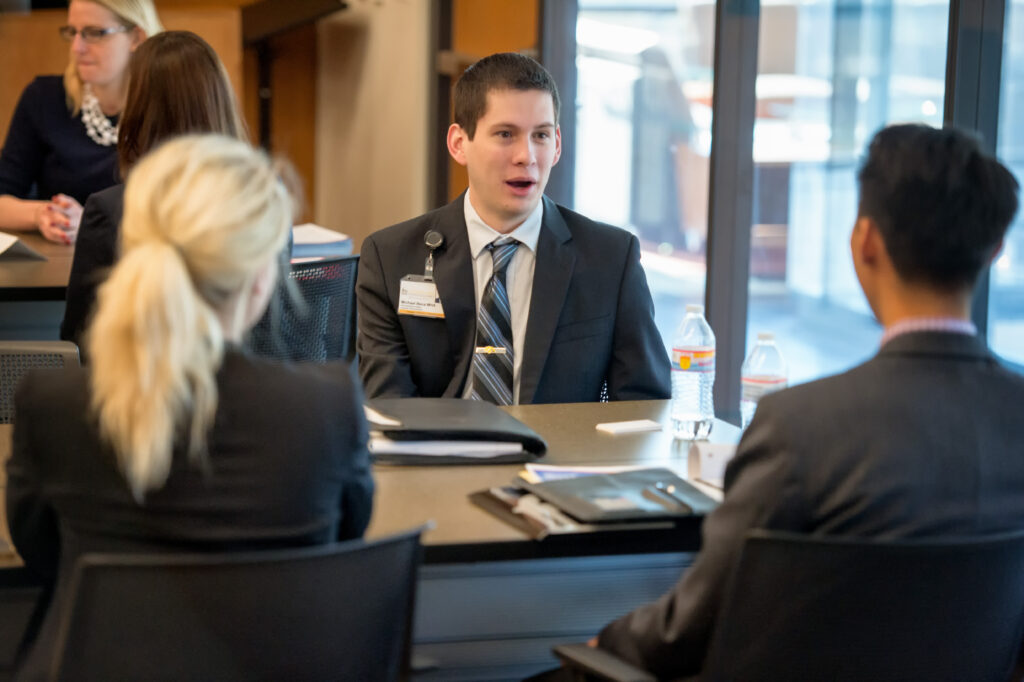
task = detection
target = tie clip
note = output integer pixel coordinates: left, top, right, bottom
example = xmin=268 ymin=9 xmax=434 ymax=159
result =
xmin=475 ymin=346 xmax=507 ymax=355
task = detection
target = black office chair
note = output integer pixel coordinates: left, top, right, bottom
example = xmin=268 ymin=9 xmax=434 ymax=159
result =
xmin=554 ymin=528 xmax=1024 ymax=682
xmin=0 ymin=567 xmax=47 ymax=682
xmin=248 ymin=254 xmax=359 ymax=363
xmin=0 ymin=341 xmax=79 ymax=424
xmin=49 ymin=526 xmax=424 ymax=682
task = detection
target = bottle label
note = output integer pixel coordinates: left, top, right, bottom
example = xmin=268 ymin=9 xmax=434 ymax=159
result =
xmin=672 ymin=347 xmax=715 ymax=372
xmin=741 ymin=375 xmax=787 ymax=401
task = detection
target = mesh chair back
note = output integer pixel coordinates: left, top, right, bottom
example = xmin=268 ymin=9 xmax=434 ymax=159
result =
xmin=51 ymin=526 xmax=424 ymax=682
xmin=701 ymin=528 xmax=1024 ymax=682
xmin=248 ymin=254 xmax=359 ymax=363
xmin=0 ymin=341 xmax=80 ymax=423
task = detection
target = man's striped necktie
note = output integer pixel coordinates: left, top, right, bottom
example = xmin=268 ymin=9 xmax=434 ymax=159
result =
xmin=470 ymin=238 xmax=520 ymax=405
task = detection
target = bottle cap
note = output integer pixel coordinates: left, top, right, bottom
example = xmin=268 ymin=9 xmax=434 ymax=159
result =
xmin=685 ymin=304 xmax=704 ymax=314
xmin=757 ymin=332 xmax=774 ymax=341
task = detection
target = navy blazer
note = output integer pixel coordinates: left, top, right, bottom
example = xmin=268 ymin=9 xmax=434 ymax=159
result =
xmin=597 ymin=332 xmax=1024 ymax=679
xmin=356 ymin=195 xmax=671 ymax=403
xmin=0 ymin=76 xmax=118 ymax=204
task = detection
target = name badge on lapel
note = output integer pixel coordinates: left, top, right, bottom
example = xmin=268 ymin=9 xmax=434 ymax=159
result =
xmin=398 ymin=275 xmax=445 ymax=318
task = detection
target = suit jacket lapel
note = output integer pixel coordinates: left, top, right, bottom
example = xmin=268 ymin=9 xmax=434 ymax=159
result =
xmin=430 ymin=195 xmax=477 ymax=396
xmin=520 ymin=197 xmax=575 ymax=404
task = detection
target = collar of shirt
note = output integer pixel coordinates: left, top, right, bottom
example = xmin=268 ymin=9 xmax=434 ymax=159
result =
xmin=880 ymin=317 xmax=977 ymax=347
xmin=463 ymin=190 xmax=543 ymax=257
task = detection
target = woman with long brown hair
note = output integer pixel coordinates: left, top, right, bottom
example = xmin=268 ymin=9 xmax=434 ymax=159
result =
xmin=61 ymin=29 xmax=246 ymax=348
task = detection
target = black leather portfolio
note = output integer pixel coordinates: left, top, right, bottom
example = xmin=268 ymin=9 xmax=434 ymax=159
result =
xmin=365 ymin=398 xmax=547 ymax=464
xmin=520 ymin=468 xmax=717 ymax=523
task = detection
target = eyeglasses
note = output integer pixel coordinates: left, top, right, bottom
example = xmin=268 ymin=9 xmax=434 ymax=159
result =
xmin=58 ymin=25 xmax=129 ymax=43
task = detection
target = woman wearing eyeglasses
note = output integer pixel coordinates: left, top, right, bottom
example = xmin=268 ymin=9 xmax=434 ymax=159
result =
xmin=0 ymin=0 xmax=161 ymax=244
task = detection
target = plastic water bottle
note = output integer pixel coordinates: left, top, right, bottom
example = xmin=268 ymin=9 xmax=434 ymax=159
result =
xmin=670 ymin=304 xmax=716 ymax=440
xmin=740 ymin=332 xmax=787 ymax=430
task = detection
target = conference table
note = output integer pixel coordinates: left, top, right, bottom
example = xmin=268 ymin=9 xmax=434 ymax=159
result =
xmin=0 ymin=400 xmax=740 ymax=680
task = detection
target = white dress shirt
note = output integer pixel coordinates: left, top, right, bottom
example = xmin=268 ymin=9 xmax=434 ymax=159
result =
xmin=461 ymin=190 xmax=543 ymax=404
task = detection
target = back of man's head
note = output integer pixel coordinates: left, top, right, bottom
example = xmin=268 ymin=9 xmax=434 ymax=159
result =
xmin=453 ymin=52 xmax=560 ymax=140
xmin=857 ymin=124 xmax=1019 ymax=291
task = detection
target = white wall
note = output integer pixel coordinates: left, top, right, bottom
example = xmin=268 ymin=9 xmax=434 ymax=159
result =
xmin=315 ymin=0 xmax=432 ymax=253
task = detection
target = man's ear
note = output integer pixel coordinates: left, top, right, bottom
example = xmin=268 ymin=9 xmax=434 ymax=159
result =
xmin=852 ymin=216 xmax=882 ymax=267
xmin=447 ymin=123 xmax=469 ymax=167
xmin=552 ymin=125 xmax=562 ymax=166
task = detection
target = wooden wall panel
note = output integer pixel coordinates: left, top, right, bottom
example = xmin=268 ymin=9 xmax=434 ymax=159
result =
xmin=259 ymin=25 xmax=317 ymax=221
xmin=446 ymin=0 xmax=538 ymax=201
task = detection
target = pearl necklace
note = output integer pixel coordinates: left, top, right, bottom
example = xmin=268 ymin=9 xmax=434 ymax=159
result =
xmin=81 ymin=85 xmax=118 ymax=146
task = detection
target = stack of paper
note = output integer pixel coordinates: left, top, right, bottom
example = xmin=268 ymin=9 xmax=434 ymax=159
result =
xmin=291 ymin=223 xmax=352 ymax=260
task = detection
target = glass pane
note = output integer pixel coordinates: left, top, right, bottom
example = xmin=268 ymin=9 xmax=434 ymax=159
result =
xmin=745 ymin=1 xmax=949 ymax=385
xmin=990 ymin=1 xmax=1024 ymax=372
xmin=574 ymin=0 xmax=715 ymax=349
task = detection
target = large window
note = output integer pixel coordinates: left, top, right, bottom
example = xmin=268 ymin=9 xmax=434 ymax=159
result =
xmin=991 ymin=0 xmax=1024 ymax=371
xmin=560 ymin=0 xmax=1020 ymax=418
xmin=574 ymin=0 xmax=715 ymax=347
xmin=745 ymin=1 xmax=949 ymax=384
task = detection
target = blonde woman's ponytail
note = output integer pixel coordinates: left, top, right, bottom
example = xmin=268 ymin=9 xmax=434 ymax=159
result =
xmin=86 ymin=134 xmax=291 ymax=500
xmin=89 ymin=241 xmax=222 ymax=500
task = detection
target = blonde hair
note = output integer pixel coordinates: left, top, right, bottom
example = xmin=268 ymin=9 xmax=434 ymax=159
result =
xmin=87 ymin=135 xmax=292 ymax=500
xmin=64 ymin=0 xmax=164 ymax=114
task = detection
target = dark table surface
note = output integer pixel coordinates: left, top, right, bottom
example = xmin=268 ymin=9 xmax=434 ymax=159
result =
xmin=0 ymin=400 xmax=741 ymax=565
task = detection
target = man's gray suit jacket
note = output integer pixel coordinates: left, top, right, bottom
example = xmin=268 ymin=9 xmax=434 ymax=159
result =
xmin=598 ymin=331 xmax=1024 ymax=679
xmin=356 ymin=195 xmax=671 ymax=403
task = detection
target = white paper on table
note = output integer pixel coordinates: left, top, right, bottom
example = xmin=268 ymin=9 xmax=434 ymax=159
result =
xmin=521 ymin=463 xmax=656 ymax=483
xmin=595 ymin=419 xmax=663 ymax=434
xmin=689 ymin=441 xmax=737 ymax=489
xmin=0 ymin=232 xmax=46 ymax=260
xmin=368 ymin=434 xmax=523 ymax=459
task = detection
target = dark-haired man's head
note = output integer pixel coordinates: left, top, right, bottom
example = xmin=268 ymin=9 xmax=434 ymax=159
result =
xmin=447 ymin=52 xmax=562 ymax=234
xmin=852 ymin=124 xmax=1018 ymax=319
xmin=856 ymin=124 xmax=1018 ymax=291
xmin=453 ymin=52 xmax=560 ymax=140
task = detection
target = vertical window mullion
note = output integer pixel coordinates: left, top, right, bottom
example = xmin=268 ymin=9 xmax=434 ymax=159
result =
xmin=706 ymin=0 xmax=761 ymax=423
xmin=944 ymin=0 xmax=1008 ymax=337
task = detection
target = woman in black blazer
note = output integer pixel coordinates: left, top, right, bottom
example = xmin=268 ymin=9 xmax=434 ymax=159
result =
xmin=7 ymin=134 xmax=374 ymax=680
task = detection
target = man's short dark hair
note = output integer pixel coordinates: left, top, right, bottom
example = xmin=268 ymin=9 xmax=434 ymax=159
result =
xmin=858 ymin=123 xmax=1019 ymax=291
xmin=453 ymin=52 xmax=560 ymax=140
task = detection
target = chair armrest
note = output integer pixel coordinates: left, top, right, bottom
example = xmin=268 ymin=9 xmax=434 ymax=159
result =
xmin=552 ymin=642 xmax=657 ymax=682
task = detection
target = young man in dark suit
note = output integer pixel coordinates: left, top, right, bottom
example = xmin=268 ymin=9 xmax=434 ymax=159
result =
xmin=356 ymin=52 xmax=670 ymax=404
xmin=592 ymin=124 xmax=1024 ymax=678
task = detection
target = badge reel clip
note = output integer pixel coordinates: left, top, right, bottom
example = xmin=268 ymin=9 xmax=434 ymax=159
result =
xmin=397 ymin=230 xmax=446 ymax=318
xmin=423 ymin=230 xmax=444 ymax=281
